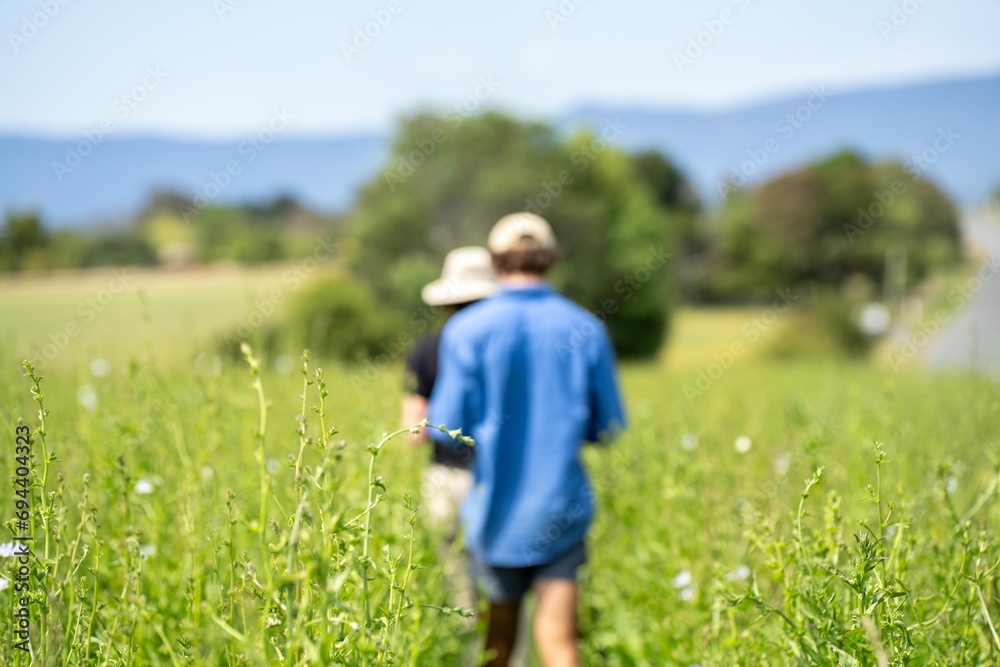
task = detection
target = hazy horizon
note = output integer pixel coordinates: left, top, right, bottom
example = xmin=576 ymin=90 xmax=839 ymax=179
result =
xmin=2 ymin=68 xmax=998 ymax=142
xmin=4 ymin=0 xmax=999 ymax=138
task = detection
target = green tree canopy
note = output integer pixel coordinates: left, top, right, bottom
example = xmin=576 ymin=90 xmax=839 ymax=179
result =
xmin=630 ymin=150 xmax=703 ymax=253
xmin=0 ymin=210 xmax=49 ymax=271
xmin=712 ymin=151 xmax=961 ymax=300
xmin=350 ymin=112 xmax=692 ymax=358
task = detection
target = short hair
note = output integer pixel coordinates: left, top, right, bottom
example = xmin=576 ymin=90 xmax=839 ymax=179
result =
xmin=490 ymin=247 xmax=561 ymax=276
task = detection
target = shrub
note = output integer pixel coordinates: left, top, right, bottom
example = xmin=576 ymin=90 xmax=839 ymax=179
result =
xmin=765 ymin=290 xmax=872 ymax=358
xmin=286 ymin=272 xmax=401 ymax=361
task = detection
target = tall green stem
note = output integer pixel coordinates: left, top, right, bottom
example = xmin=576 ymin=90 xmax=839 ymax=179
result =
xmin=240 ymin=343 xmax=272 ymax=661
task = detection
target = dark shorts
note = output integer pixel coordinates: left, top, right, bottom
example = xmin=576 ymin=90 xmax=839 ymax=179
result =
xmin=470 ymin=541 xmax=587 ymax=603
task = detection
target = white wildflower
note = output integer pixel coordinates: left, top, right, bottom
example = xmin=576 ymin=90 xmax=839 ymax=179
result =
xmin=274 ymin=354 xmax=294 ymax=375
xmin=0 ymin=542 xmax=27 ymax=558
xmin=734 ymin=435 xmax=752 ymax=454
xmin=726 ymin=564 xmax=751 ymax=582
xmin=672 ymin=570 xmax=692 ymax=589
xmin=773 ymin=451 xmax=791 ymax=476
xmin=134 ymin=478 xmax=154 ymax=495
xmin=194 ymin=353 xmax=222 ymax=377
xmin=77 ymin=385 xmax=98 ymax=412
xmin=90 ymin=358 xmax=111 ymax=378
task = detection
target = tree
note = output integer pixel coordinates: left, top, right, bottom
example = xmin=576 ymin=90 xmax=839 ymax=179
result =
xmin=630 ymin=151 xmax=707 ymax=301
xmin=76 ymin=231 xmax=157 ymax=268
xmin=711 ymin=151 xmax=961 ymax=300
xmin=630 ymin=151 xmax=701 ymax=251
xmin=141 ymin=189 xmax=196 ymax=218
xmin=0 ymin=210 xmax=49 ymax=271
xmin=350 ymin=112 xmax=686 ymax=358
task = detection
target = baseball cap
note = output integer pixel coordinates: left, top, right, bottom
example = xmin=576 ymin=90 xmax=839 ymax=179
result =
xmin=487 ymin=212 xmax=557 ymax=253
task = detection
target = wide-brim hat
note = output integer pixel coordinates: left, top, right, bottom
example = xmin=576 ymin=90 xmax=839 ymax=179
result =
xmin=421 ymin=246 xmax=498 ymax=306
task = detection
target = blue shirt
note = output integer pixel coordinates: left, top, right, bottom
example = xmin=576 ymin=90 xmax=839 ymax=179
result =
xmin=428 ymin=282 xmax=626 ymax=567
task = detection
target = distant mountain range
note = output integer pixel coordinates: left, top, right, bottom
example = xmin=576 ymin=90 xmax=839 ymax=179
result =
xmin=2 ymin=73 xmax=998 ymax=227
xmin=562 ymin=73 xmax=1000 ymax=209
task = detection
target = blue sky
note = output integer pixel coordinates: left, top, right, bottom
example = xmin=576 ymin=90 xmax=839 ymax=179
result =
xmin=2 ymin=0 xmax=999 ymax=138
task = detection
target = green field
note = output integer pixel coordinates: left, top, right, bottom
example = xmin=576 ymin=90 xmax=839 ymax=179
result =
xmin=0 ymin=266 xmax=296 ymax=371
xmin=0 ymin=266 xmax=780 ymax=373
xmin=1 ymin=269 xmax=999 ymax=665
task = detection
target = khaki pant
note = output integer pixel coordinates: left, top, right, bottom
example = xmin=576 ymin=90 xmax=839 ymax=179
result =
xmin=424 ymin=465 xmax=529 ymax=665
xmin=422 ymin=464 xmax=475 ymax=609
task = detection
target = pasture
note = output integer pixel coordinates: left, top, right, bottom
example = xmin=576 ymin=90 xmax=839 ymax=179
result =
xmin=1 ymin=267 xmax=999 ymax=665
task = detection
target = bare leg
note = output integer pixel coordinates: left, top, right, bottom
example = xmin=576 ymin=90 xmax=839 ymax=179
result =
xmin=533 ymin=579 xmax=579 ymax=667
xmin=485 ymin=601 xmax=521 ymax=667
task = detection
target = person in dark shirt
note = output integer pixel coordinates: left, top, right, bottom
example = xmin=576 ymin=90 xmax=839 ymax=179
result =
xmin=400 ymin=246 xmax=498 ymax=607
xmin=405 ymin=330 xmax=475 ymax=469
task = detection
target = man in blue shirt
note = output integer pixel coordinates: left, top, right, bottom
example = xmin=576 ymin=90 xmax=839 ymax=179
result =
xmin=429 ymin=212 xmax=626 ymax=667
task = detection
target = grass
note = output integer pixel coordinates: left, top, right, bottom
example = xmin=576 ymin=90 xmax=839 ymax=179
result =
xmin=0 ymin=265 xmax=293 ymax=371
xmin=0 ymin=264 xmax=785 ymax=373
xmin=1 ymin=268 xmax=999 ymax=664
xmin=660 ymin=307 xmax=782 ymax=370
